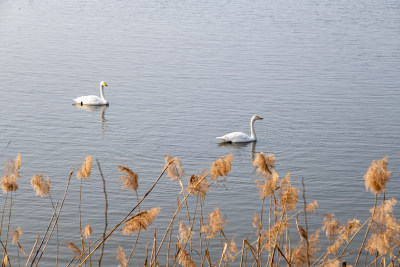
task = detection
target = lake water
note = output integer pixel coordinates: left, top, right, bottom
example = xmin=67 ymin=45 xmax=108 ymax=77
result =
xmin=1 ymin=0 xmax=399 ymax=265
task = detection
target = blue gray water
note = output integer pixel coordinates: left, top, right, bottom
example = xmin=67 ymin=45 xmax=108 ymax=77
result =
xmin=1 ymin=0 xmax=399 ymax=265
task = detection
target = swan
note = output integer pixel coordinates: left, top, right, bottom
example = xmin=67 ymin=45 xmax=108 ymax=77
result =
xmin=73 ymin=81 xmax=109 ymax=105
xmin=216 ymin=115 xmax=263 ymax=143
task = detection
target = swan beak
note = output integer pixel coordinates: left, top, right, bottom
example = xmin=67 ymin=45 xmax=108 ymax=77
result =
xmin=105 ymin=83 xmax=108 ymax=87
xmin=257 ymin=116 xmax=263 ymax=120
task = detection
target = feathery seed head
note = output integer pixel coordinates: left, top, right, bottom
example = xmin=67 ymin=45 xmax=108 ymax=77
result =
xmin=122 ymin=207 xmax=160 ymax=235
xmin=364 ymin=157 xmax=391 ymax=195
xmin=31 ymin=174 xmax=51 ymax=197
xmin=253 ymin=152 xmax=276 ymax=178
xmin=84 ymin=225 xmax=92 ymax=239
xmin=223 ymin=237 xmax=238 ymax=262
xmin=322 ymin=213 xmax=341 ymax=241
xmin=210 ymin=154 xmax=234 ymax=180
xmin=256 ymin=170 xmax=279 ymax=199
xmin=116 ymin=246 xmax=128 ymax=267
xmin=187 ymin=170 xmax=209 ymax=196
xmin=179 ymin=223 xmax=192 ymax=243
xmin=306 ymin=200 xmax=320 ymax=213
xmin=117 ymin=165 xmax=139 ymax=191
xmin=164 ymin=155 xmax=185 ymax=181
xmin=65 ymin=241 xmax=82 ymax=255
xmin=278 ymin=173 xmax=299 ymax=212
xmin=178 ymin=244 xmax=197 ymax=267
xmin=77 ymin=156 xmax=92 ymax=179
xmin=201 ymin=207 xmax=227 ymax=238
xmin=11 ymin=226 xmax=22 ymax=244
xmin=1 ymin=153 xmax=22 ymax=193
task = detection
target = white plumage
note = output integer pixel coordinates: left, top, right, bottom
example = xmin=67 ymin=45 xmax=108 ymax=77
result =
xmin=73 ymin=81 xmax=109 ymax=105
xmin=217 ymin=115 xmax=263 ymax=143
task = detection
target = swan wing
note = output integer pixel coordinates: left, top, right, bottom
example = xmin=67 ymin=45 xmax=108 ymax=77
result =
xmin=216 ymin=132 xmax=254 ymax=143
xmin=73 ymin=95 xmax=107 ymax=105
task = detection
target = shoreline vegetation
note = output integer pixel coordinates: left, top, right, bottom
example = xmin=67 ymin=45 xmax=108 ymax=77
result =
xmin=0 ymin=152 xmax=397 ymax=267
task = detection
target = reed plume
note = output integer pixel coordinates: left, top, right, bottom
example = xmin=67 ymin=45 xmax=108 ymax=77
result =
xmin=117 ymin=165 xmax=139 ymax=191
xmin=31 ymin=174 xmax=51 ymax=197
xmin=11 ymin=225 xmax=22 ymax=244
xmin=178 ymin=243 xmax=197 ymax=267
xmin=322 ymin=213 xmax=341 ymax=241
xmin=306 ymin=200 xmax=320 ymax=213
xmin=179 ymin=222 xmax=192 ymax=243
xmin=201 ymin=207 xmax=227 ymax=238
xmin=116 ymin=246 xmax=128 ymax=267
xmin=77 ymin=156 xmax=92 ymax=179
xmin=290 ymin=230 xmax=320 ymax=266
xmin=210 ymin=154 xmax=234 ymax=180
xmin=164 ymin=155 xmax=185 ymax=181
xmin=253 ymin=152 xmax=275 ymax=178
xmin=187 ymin=170 xmax=209 ymax=196
xmin=223 ymin=237 xmax=238 ymax=262
xmin=83 ymin=225 xmax=92 ymax=239
xmin=278 ymin=173 xmax=299 ymax=212
xmin=1 ymin=153 xmax=21 ymax=193
xmin=65 ymin=241 xmax=82 ymax=255
xmin=364 ymin=157 xmax=392 ymax=195
xmin=256 ymin=170 xmax=279 ymax=199
xmin=365 ymin=198 xmax=400 ymax=256
xmin=122 ymin=207 xmax=160 ymax=235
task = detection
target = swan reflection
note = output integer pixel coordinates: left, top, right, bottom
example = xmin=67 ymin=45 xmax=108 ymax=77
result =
xmin=73 ymin=104 xmax=108 ymax=132
xmin=218 ymin=141 xmax=256 ymax=159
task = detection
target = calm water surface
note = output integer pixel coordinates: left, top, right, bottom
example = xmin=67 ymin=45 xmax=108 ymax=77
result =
xmin=1 ymin=0 xmax=399 ymax=265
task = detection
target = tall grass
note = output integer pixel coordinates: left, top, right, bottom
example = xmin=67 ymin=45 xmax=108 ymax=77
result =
xmin=0 ymin=153 xmax=398 ymax=266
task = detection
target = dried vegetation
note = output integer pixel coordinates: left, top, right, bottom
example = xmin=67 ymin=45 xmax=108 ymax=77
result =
xmin=0 ymin=153 xmax=398 ymax=267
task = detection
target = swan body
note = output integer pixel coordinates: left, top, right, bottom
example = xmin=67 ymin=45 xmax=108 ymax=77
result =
xmin=217 ymin=115 xmax=263 ymax=143
xmin=73 ymin=81 xmax=109 ymax=105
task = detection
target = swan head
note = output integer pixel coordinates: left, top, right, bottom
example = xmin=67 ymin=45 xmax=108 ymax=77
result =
xmin=252 ymin=115 xmax=263 ymax=121
xmin=100 ymin=81 xmax=108 ymax=87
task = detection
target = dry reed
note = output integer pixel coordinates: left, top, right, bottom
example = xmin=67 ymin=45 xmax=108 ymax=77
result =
xmin=210 ymin=154 xmax=234 ymax=180
xmin=116 ymin=246 xmax=128 ymax=267
xmin=117 ymin=165 xmax=139 ymax=191
xmin=31 ymin=174 xmax=51 ymax=197
xmin=77 ymin=156 xmax=92 ymax=179
xmin=253 ymin=152 xmax=276 ymax=178
xmin=83 ymin=225 xmax=92 ymax=240
xmin=164 ymin=155 xmax=185 ymax=181
xmin=364 ymin=157 xmax=392 ymax=195
xmin=1 ymin=153 xmax=21 ymax=193
xmin=187 ymin=170 xmax=209 ymax=197
xmin=201 ymin=207 xmax=227 ymax=239
xmin=122 ymin=207 xmax=161 ymax=235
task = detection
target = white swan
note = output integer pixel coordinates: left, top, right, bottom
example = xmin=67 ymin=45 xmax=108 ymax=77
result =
xmin=216 ymin=115 xmax=263 ymax=143
xmin=73 ymin=81 xmax=109 ymax=105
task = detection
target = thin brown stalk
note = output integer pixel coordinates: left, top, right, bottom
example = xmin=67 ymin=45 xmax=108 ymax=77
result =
xmin=32 ymin=203 xmax=59 ymax=267
xmin=76 ymin=161 xmax=172 ymax=267
xmin=78 ymin=178 xmax=86 ymax=266
xmin=152 ymin=174 xmax=209 ymax=265
xmin=96 ymin=159 xmax=108 ymax=267
xmin=24 ymin=235 xmax=39 ymax=267
xmin=0 ymin=193 xmax=8 ymax=239
xmin=31 ymin=170 xmax=74 ymax=266
xmin=127 ymin=232 xmax=140 ymax=265
xmin=302 ymin=178 xmax=310 ymax=267
xmin=338 ymin=218 xmax=370 ymax=260
xmin=151 ymin=228 xmax=157 ymax=265
xmin=240 ymin=238 xmax=246 ymax=267
xmin=4 ymin=192 xmax=14 ymax=256
xmin=355 ymin=194 xmax=378 ymax=267
xmin=166 ymin=226 xmax=173 ymax=267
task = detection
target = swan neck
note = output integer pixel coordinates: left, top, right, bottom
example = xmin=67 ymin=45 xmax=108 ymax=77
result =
xmin=100 ymin=84 xmax=105 ymax=100
xmin=250 ymin=117 xmax=256 ymax=139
